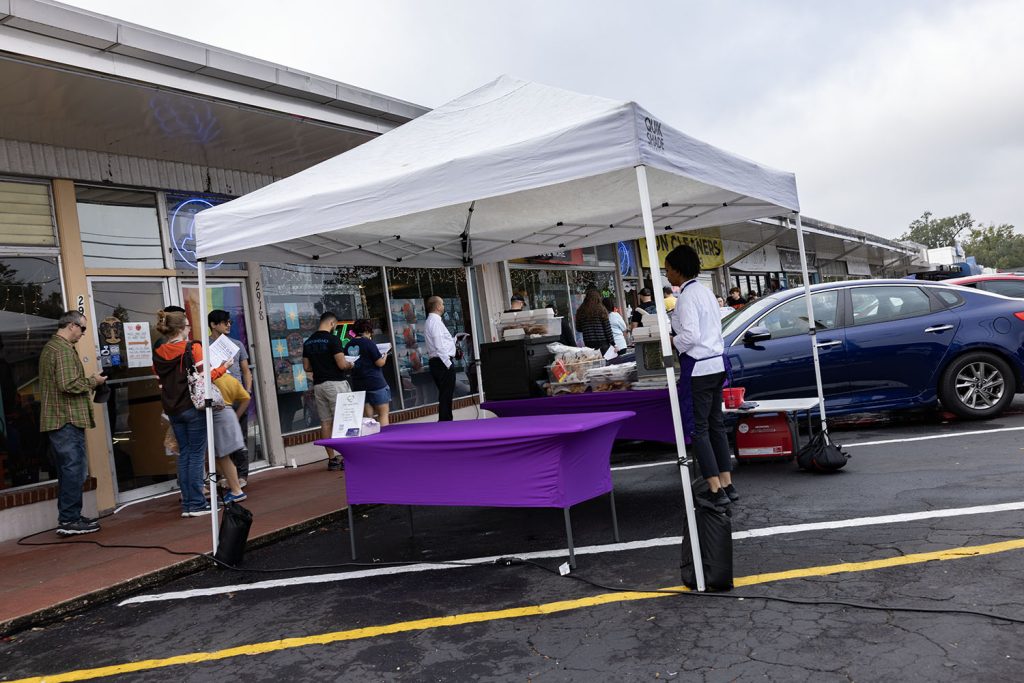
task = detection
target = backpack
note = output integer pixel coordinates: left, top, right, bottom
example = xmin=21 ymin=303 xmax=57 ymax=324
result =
xmin=796 ymin=431 xmax=850 ymax=472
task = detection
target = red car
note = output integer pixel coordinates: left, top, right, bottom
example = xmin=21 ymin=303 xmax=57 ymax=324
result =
xmin=947 ymin=274 xmax=1024 ymax=298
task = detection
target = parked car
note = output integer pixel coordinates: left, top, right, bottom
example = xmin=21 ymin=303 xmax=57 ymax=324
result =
xmin=946 ymin=274 xmax=1024 ymax=298
xmin=722 ymin=280 xmax=1024 ymax=419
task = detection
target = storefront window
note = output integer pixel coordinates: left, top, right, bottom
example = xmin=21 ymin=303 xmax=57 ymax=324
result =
xmin=568 ymin=269 xmax=618 ymax=336
xmin=165 ymin=193 xmax=244 ymax=271
xmin=76 ymin=187 xmax=164 ymax=269
xmin=1 ymin=256 xmax=64 ymax=490
xmin=386 ymin=267 xmax=473 ymax=409
xmin=509 ymin=268 xmax=570 ymax=318
xmin=261 ymin=264 xmax=390 ymax=434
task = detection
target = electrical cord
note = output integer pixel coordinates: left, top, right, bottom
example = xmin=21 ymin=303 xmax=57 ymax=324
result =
xmin=507 ymin=557 xmax=1024 ymax=625
xmin=19 ymin=530 xmax=1024 ymax=625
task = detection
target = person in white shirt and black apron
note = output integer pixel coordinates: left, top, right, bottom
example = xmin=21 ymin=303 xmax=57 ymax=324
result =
xmin=424 ymin=296 xmax=457 ymax=421
xmin=665 ymin=245 xmax=739 ymax=508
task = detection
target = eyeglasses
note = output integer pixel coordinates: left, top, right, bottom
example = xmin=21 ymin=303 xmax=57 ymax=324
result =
xmin=75 ymin=323 xmax=87 ymax=333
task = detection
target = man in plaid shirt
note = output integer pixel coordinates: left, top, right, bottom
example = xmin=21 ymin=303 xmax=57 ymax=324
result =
xmin=38 ymin=311 xmax=107 ymax=536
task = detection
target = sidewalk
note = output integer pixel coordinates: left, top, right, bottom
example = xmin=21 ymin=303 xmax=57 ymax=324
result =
xmin=0 ymin=405 xmax=487 ymax=636
xmin=0 ymin=458 xmax=348 ymax=636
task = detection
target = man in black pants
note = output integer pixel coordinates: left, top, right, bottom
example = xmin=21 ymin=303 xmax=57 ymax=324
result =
xmin=424 ymin=296 xmax=457 ymax=421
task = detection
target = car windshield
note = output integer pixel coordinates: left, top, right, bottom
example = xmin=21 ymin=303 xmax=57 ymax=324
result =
xmin=721 ymin=294 xmax=782 ymax=338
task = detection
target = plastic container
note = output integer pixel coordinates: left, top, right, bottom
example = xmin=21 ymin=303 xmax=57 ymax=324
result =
xmin=546 ymin=356 xmax=605 ymax=384
xmin=549 ymin=381 xmax=588 ymax=396
xmin=496 ymin=316 xmax=561 ymax=339
xmin=723 ymin=387 xmax=746 ymax=409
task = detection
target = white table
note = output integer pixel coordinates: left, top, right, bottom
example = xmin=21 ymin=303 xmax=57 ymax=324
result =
xmin=723 ymin=397 xmax=821 ymax=461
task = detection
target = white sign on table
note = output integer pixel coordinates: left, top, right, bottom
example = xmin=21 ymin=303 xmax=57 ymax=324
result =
xmin=332 ymin=390 xmax=367 ymax=438
xmin=124 ymin=322 xmax=153 ymax=368
xmin=208 ymin=334 xmax=240 ymax=369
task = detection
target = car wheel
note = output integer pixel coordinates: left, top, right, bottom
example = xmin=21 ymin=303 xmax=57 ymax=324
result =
xmin=938 ymin=351 xmax=1015 ymax=419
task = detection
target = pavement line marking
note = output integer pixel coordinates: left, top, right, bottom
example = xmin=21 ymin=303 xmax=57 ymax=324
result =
xmin=18 ymin=537 xmax=1024 ymax=683
xmin=118 ymin=500 xmax=1024 ymax=606
xmin=842 ymin=425 xmax=1024 ymax=448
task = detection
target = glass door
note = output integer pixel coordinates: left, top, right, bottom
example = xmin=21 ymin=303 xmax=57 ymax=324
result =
xmin=179 ymin=280 xmax=268 ymax=468
xmin=87 ymin=278 xmax=176 ymax=502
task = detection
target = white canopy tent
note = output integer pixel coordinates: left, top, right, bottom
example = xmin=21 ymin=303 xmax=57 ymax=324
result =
xmin=195 ymin=76 xmax=822 ymax=590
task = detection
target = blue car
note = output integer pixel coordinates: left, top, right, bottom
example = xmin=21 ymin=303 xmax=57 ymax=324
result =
xmin=722 ymin=280 xmax=1024 ymax=419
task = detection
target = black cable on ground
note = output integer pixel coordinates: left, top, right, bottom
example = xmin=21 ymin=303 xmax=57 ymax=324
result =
xmin=513 ymin=558 xmax=1024 ymax=626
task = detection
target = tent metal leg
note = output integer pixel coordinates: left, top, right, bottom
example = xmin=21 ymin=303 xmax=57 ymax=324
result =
xmin=407 ymin=505 xmax=415 ymax=538
xmin=563 ymin=508 xmax=577 ymax=569
xmin=609 ymin=490 xmax=620 ymax=543
xmin=347 ymin=505 xmax=357 ymax=560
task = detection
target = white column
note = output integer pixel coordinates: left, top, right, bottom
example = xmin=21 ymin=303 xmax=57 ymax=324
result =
xmin=635 ymin=165 xmax=705 ymax=592
xmin=197 ymin=260 xmax=219 ymax=552
xmin=793 ymin=214 xmax=828 ymax=425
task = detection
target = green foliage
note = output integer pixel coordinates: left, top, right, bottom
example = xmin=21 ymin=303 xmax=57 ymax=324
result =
xmin=898 ymin=211 xmax=975 ymax=249
xmin=964 ymin=223 xmax=1024 ymax=270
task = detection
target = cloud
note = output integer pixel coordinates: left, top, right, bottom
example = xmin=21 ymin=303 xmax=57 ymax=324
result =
xmin=703 ymin=0 xmax=1024 ymax=236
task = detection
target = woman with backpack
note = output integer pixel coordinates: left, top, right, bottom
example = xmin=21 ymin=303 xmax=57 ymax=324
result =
xmin=153 ymin=310 xmax=231 ymax=518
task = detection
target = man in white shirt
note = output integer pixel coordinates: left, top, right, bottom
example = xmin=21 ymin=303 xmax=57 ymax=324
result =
xmin=666 ymin=245 xmax=737 ymax=508
xmin=424 ymin=296 xmax=457 ymax=421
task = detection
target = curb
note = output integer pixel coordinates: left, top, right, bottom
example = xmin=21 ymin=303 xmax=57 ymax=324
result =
xmin=0 ymin=507 xmax=349 ymax=637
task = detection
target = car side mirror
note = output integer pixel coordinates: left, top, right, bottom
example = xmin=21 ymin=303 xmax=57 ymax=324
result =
xmin=743 ymin=326 xmax=772 ymax=344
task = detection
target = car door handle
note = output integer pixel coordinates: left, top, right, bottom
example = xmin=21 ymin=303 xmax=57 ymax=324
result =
xmin=815 ymin=340 xmax=842 ymax=348
xmin=924 ymin=324 xmax=954 ymax=333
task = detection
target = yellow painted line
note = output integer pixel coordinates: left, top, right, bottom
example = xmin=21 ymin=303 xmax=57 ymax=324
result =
xmin=13 ymin=537 xmax=1024 ymax=683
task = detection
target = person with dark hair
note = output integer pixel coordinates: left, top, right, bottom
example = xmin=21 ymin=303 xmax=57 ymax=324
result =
xmin=208 ymin=309 xmax=252 ymax=482
xmin=665 ymin=245 xmax=737 ymax=507
xmin=574 ymin=288 xmax=615 ymax=354
xmin=38 ymin=311 xmax=107 ymax=535
xmin=629 ymin=288 xmax=657 ymax=331
xmin=424 ymin=296 xmax=457 ymax=421
xmin=506 ymin=295 xmax=526 ymax=313
xmin=726 ymin=287 xmax=746 ymax=309
xmin=303 ymin=311 xmax=354 ymax=470
xmin=663 ymin=285 xmax=677 ymax=313
xmin=153 ymin=309 xmax=231 ymax=517
xmin=345 ymin=319 xmax=391 ymax=426
xmin=602 ymin=297 xmax=628 ymax=352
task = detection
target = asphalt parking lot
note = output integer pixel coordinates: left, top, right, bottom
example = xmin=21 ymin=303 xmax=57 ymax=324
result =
xmin=4 ymin=405 xmax=1024 ymax=682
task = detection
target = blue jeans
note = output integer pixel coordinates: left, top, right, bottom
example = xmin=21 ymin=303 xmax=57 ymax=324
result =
xmin=48 ymin=424 xmax=88 ymax=524
xmin=169 ymin=407 xmax=208 ymax=512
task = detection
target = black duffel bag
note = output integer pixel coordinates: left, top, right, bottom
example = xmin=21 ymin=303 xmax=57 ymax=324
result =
xmin=796 ymin=431 xmax=850 ymax=472
xmin=214 ymin=502 xmax=253 ymax=568
xmin=680 ymin=494 xmax=733 ymax=592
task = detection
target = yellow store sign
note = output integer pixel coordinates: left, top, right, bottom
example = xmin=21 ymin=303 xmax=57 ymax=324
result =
xmin=638 ymin=231 xmax=724 ymax=269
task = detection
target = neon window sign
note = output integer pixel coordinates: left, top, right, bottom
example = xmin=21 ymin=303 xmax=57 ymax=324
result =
xmin=170 ymin=197 xmax=224 ymax=270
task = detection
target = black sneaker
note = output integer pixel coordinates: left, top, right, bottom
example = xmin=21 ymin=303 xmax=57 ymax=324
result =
xmin=79 ymin=515 xmax=100 ymax=524
xmin=327 ymin=458 xmax=344 ymax=471
xmin=723 ymin=484 xmax=740 ymax=503
xmin=56 ymin=519 xmax=100 ymax=536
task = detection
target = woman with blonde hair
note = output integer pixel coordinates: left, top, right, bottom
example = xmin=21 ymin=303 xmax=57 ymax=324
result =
xmin=152 ymin=310 xmax=231 ymax=517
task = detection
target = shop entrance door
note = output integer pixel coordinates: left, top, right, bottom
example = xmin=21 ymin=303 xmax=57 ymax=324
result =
xmin=179 ymin=280 xmax=268 ymax=468
xmin=87 ymin=278 xmax=177 ymax=503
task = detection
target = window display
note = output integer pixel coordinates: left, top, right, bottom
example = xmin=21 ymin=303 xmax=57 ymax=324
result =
xmin=386 ymin=267 xmax=473 ymax=409
xmin=262 ymin=264 xmax=390 ymax=434
xmin=0 ymin=256 xmax=64 ymax=490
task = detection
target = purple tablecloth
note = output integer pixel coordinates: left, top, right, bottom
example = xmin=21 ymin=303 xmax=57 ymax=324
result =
xmin=316 ymin=412 xmax=633 ymax=508
xmin=482 ymin=388 xmax=692 ymax=445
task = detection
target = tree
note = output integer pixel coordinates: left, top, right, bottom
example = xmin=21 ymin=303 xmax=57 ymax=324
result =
xmin=898 ymin=211 xmax=975 ymax=249
xmin=963 ymin=223 xmax=1024 ymax=270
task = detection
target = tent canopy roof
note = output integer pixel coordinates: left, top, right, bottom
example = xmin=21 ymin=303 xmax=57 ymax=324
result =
xmin=196 ymin=75 xmax=799 ymax=267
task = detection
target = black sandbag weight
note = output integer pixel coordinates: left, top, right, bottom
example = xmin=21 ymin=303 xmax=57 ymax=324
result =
xmin=214 ymin=502 xmax=253 ymax=567
xmin=680 ymin=495 xmax=734 ymax=592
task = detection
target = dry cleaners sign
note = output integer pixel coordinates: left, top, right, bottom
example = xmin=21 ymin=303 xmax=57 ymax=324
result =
xmin=639 ymin=232 xmax=725 ymax=269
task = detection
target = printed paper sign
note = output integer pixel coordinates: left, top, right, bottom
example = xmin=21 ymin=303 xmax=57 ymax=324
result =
xmin=208 ymin=334 xmax=240 ymax=369
xmin=331 ymin=391 xmax=366 ymax=438
xmin=124 ymin=322 xmax=153 ymax=369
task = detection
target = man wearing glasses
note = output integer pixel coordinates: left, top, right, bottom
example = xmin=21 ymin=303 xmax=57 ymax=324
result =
xmin=38 ymin=310 xmax=107 ymax=536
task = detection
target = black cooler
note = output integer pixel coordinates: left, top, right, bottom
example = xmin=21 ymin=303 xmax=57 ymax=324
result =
xmin=479 ymin=335 xmax=558 ymax=400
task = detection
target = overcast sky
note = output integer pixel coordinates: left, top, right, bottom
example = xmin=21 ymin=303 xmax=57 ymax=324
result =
xmin=64 ymin=0 xmax=1024 ymax=239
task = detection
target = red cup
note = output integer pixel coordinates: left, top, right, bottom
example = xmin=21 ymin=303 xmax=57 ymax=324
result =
xmin=723 ymin=387 xmax=746 ymax=409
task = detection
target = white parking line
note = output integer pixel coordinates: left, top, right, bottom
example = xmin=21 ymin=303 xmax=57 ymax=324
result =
xmin=842 ymin=425 xmax=1024 ymax=448
xmin=118 ymin=500 xmax=1024 ymax=607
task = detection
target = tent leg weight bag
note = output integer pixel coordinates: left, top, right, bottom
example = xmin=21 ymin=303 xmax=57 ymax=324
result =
xmin=796 ymin=431 xmax=850 ymax=472
xmin=214 ymin=503 xmax=253 ymax=567
xmin=680 ymin=493 xmax=733 ymax=592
